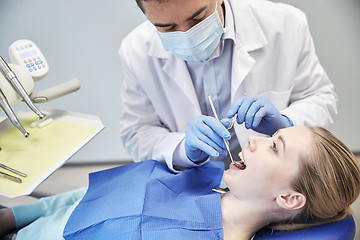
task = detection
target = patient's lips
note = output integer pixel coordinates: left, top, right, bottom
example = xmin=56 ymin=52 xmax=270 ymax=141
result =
xmin=230 ymin=161 xmax=245 ymax=170
xmin=229 ymin=151 xmax=246 ymax=170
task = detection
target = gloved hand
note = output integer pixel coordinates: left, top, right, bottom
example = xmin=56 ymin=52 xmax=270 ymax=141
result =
xmin=227 ymin=96 xmax=293 ymax=135
xmin=185 ymin=115 xmax=230 ymax=163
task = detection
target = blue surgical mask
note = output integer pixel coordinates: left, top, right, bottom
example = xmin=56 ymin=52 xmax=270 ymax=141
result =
xmin=157 ymin=1 xmax=225 ymax=62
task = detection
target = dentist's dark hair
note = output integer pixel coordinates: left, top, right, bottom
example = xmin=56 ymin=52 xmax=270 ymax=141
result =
xmin=136 ymin=0 xmax=166 ymax=13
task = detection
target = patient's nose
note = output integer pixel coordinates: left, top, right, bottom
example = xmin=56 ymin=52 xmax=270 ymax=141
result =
xmin=248 ymin=136 xmax=257 ymax=152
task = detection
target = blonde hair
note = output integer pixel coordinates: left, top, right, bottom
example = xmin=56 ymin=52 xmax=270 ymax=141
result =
xmin=272 ymin=126 xmax=360 ymax=230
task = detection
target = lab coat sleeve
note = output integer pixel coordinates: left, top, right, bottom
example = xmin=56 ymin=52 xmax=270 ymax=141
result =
xmin=118 ymin=44 xmax=203 ymax=172
xmin=280 ymin=12 xmax=337 ymax=128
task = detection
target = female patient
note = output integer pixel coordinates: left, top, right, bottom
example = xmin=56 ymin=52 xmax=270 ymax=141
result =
xmin=0 ymin=126 xmax=360 ymax=240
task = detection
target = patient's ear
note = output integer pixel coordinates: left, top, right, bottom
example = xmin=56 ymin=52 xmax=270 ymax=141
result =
xmin=276 ymin=192 xmax=306 ymax=210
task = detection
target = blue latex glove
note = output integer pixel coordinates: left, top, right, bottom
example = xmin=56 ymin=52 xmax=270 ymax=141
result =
xmin=227 ymin=96 xmax=293 ymax=135
xmin=185 ymin=115 xmax=230 ymax=163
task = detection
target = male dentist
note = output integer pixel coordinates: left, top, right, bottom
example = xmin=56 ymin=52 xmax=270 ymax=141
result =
xmin=119 ymin=0 xmax=337 ymax=171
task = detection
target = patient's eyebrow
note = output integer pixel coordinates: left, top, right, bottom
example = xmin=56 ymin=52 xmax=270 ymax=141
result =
xmin=278 ymin=135 xmax=286 ymax=153
xmin=272 ymin=130 xmax=286 ymax=153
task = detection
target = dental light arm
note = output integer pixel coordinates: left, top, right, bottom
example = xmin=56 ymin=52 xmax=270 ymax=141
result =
xmin=29 ymin=78 xmax=80 ymax=103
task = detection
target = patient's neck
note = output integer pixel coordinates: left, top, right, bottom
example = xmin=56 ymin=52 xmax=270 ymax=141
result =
xmin=221 ymin=191 xmax=273 ymax=240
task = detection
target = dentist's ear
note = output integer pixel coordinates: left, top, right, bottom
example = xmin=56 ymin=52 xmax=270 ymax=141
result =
xmin=276 ymin=192 xmax=306 ymax=210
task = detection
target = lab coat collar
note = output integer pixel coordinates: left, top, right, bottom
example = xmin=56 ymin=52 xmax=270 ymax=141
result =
xmin=229 ymin=0 xmax=269 ymax=101
xmin=162 ymin=53 xmax=202 ymax=113
xmin=148 ymin=30 xmax=169 ymax=59
xmin=229 ymin=0 xmax=268 ymax=52
xmin=145 ymin=21 xmax=201 ymax=113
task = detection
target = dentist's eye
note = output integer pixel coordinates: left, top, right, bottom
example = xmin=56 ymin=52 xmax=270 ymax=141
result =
xmin=272 ymin=141 xmax=277 ymax=153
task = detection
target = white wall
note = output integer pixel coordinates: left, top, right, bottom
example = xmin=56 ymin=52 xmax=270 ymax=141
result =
xmin=0 ymin=0 xmax=359 ymax=164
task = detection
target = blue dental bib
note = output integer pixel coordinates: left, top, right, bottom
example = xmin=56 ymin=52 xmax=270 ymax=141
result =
xmin=63 ymin=160 xmax=224 ymax=239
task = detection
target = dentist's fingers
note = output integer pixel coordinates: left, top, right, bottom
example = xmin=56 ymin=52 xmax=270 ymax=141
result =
xmin=187 ymin=132 xmax=224 ymax=158
xmin=195 ymin=119 xmax=227 ymax=149
xmin=244 ymin=98 xmax=265 ymax=129
xmin=185 ymin=115 xmax=230 ymax=161
xmin=220 ymin=118 xmax=232 ymax=129
xmin=235 ymin=97 xmax=257 ymax=125
xmin=252 ymin=107 xmax=268 ymax=128
xmin=227 ymin=97 xmax=245 ymax=118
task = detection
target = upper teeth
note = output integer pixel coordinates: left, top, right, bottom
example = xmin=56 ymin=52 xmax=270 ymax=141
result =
xmin=238 ymin=152 xmax=245 ymax=164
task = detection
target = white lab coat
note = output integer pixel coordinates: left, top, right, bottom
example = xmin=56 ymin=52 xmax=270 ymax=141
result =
xmin=118 ymin=0 xmax=337 ymax=171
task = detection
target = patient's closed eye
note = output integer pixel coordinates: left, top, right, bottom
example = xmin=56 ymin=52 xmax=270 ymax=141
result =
xmin=272 ymin=141 xmax=277 ymax=153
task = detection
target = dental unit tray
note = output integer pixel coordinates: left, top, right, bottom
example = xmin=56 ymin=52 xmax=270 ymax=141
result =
xmin=0 ymin=39 xmax=81 ymax=137
xmin=0 ymin=108 xmax=104 ymax=198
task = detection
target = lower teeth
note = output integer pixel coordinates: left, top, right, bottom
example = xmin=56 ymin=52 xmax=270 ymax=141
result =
xmin=239 ymin=161 xmax=246 ymax=169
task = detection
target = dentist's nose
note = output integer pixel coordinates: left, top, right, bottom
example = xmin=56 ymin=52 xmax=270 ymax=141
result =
xmin=177 ymin=22 xmax=196 ymax=32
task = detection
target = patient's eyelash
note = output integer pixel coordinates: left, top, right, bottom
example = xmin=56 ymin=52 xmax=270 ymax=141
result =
xmin=272 ymin=141 xmax=277 ymax=153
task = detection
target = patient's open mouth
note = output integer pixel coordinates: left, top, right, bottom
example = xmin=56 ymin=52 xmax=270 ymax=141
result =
xmin=237 ymin=152 xmax=246 ymax=170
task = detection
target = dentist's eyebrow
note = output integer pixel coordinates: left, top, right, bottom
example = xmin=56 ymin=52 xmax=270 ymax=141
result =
xmin=186 ymin=6 xmax=207 ymax=21
xmin=153 ymin=6 xmax=208 ymax=28
xmin=153 ymin=23 xmax=174 ymax=28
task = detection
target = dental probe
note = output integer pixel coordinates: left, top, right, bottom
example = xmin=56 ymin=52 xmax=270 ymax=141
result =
xmin=0 ymin=87 xmax=29 ymax=137
xmin=0 ymin=56 xmax=46 ymax=119
xmin=208 ymin=95 xmax=243 ymax=169
xmin=0 ymin=163 xmax=27 ymax=177
xmin=0 ymin=171 xmax=22 ymax=183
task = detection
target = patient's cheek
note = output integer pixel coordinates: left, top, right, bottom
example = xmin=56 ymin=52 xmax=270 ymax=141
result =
xmin=222 ymin=171 xmax=232 ymax=186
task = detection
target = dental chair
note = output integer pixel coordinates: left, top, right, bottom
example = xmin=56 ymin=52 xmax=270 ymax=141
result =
xmin=254 ymin=214 xmax=356 ymax=240
xmin=0 ymin=204 xmax=355 ymax=240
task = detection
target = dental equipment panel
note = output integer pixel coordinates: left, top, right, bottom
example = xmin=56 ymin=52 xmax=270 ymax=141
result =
xmin=0 ymin=56 xmax=46 ymax=120
xmin=9 ymin=39 xmax=49 ymax=81
xmin=0 ymin=39 xmax=81 ymax=137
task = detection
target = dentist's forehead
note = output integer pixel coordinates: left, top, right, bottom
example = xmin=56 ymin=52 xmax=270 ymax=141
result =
xmin=142 ymin=0 xmax=210 ymax=17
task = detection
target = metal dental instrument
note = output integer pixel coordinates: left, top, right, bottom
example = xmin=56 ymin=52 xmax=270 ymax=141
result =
xmin=0 ymin=148 xmax=25 ymax=183
xmin=0 ymin=56 xmax=46 ymax=119
xmin=208 ymin=95 xmax=243 ymax=169
xmin=0 ymin=163 xmax=27 ymax=177
xmin=0 ymin=170 xmax=22 ymax=183
xmin=227 ymin=113 xmax=238 ymax=130
xmin=0 ymin=86 xmax=30 ymax=137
